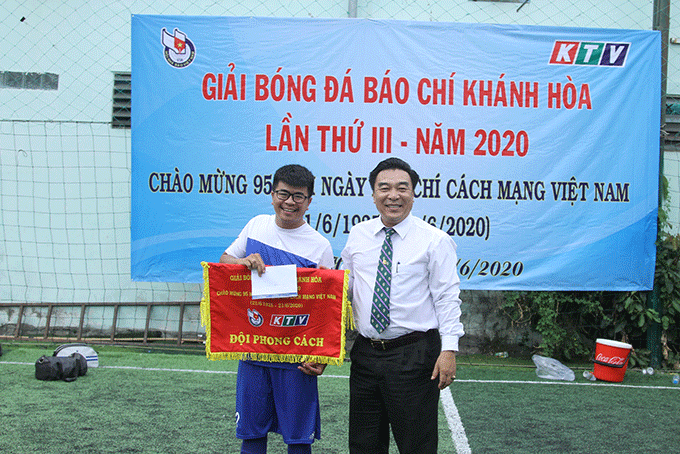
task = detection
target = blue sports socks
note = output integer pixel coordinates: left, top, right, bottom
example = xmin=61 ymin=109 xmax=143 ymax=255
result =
xmin=241 ymin=438 xmax=311 ymax=454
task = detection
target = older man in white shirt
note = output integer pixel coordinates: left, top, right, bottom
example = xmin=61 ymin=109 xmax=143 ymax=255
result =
xmin=341 ymin=157 xmax=464 ymax=454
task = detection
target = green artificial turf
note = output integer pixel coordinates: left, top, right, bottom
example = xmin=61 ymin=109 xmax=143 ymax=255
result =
xmin=2 ymin=342 xmax=678 ymax=453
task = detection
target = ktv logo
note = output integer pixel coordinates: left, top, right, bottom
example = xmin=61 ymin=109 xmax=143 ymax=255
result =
xmin=549 ymin=41 xmax=630 ymax=67
xmin=270 ymin=314 xmax=310 ymax=327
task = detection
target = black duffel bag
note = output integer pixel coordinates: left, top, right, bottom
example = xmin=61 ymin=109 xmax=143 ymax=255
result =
xmin=35 ymin=353 xmax=88 ymax=382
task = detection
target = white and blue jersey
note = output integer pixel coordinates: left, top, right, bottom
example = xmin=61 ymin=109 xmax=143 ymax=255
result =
xmin=227 ymin=214 xmax=334 ymax=270
xmin=225 ymin=214 xmax=333 ymax=444
xmin=226 ymin=214 xmax=334 ymax=371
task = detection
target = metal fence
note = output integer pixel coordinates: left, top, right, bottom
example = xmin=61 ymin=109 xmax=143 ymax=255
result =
xmin=1 ymin=0 xmax=678 ymax=345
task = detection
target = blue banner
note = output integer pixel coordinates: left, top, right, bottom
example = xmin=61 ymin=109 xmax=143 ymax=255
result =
xmin=131 ymin=15 xmax=660 ymax=290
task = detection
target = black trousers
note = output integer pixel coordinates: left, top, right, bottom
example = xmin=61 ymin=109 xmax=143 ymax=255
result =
xmin=349 ymin=329 xmax=441 ymax=454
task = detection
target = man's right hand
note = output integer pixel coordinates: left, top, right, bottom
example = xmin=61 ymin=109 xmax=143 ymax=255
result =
xmin=237 ymin=253 xmax=266 ymax=276
xmin=219 ymin=252 xmax=266 ymax=276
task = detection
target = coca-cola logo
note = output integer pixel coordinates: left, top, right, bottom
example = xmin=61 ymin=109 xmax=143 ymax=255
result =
xmin=596 ymin=353 xmax=627 ymax=366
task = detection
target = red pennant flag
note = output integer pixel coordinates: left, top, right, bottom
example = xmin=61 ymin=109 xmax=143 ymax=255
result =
xmin=200 ymin=262 xmax=351 ymax=365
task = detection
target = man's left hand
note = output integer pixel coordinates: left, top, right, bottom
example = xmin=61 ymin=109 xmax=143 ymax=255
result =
xmin=299 ymin=362 xmax=327 ymax=376
xmin=431 ymin=350 xmax=457 ymax=390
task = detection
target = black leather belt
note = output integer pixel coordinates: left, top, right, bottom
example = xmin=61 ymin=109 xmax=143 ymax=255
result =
xmin=363 ymin=330 xmax=431 ymax=351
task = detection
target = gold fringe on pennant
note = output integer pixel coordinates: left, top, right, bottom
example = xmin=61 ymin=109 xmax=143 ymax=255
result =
xmin=342 ymin=269 xmax=355 ymax=331
xmin=338 ymin=269 xmax=352 ymax=362
xmin=199 ymin=261 xmax=215 ymax=360
xmin=205 ymin=352 xmax=345 ymax=365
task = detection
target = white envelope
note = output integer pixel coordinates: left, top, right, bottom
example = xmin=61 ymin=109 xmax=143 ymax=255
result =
xmin=250 ymin=264 xmax=298 ymax=299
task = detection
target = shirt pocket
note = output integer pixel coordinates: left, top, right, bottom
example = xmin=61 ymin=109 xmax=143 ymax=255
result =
xmin=391 ymin=262 xmax=427 ymax=292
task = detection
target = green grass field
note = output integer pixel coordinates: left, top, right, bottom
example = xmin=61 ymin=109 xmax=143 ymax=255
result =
xmin=1 ymin=342 xmax=679 ymax=453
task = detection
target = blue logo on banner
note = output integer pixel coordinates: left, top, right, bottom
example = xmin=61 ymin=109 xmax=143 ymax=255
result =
xmin=161 ymin=27 xmax=195 ymax=68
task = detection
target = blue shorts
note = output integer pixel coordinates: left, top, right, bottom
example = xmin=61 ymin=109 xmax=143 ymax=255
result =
xmin=235 ymin=361 xmax=321 ymax=444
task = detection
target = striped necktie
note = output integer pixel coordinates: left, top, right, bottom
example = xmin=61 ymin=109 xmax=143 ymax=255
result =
xmin=370 ymin=227 xmax=395 ymax=333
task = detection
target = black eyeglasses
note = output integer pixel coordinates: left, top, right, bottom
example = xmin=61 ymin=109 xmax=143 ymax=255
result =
xmin=273 ymin=189 xmax=308 ymax=203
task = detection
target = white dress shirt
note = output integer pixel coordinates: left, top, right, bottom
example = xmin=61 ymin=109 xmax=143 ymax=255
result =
xmin=341 ymin=215 xmax=464 ymax=351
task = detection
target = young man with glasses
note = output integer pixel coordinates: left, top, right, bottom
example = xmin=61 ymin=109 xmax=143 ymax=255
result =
xmin=219 ymin=164 xmax=334 ymax=454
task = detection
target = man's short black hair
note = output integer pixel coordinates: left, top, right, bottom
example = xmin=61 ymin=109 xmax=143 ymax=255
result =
xmin=369 ymin=157 xmax=420 ymax=190
xmin=273 ymin=164 xmax=316 ymax=196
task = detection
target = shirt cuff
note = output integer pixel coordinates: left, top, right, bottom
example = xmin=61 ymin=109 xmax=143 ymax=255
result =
xmin=441 ymin=334 xmax=460 ymax=352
